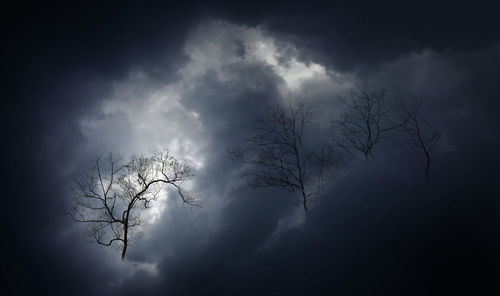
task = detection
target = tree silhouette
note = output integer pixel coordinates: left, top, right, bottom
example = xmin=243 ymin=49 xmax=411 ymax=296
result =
xmin=230 ymin=101 xmax=337 ymax=212
xmin=398 ymin=100 xmax=441 ymax=179
xmin=331 ymin=85 xmax=400 ymax=159
xmin=70 ymin=150 xmax=199 ymax=260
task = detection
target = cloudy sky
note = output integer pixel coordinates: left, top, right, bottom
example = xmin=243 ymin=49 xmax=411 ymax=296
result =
xmin=3 ymin=2 xmax=500 ymax=295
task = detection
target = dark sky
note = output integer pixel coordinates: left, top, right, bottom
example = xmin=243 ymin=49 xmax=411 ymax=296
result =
xmin=3 ymin=1 xmax=500 ymax=295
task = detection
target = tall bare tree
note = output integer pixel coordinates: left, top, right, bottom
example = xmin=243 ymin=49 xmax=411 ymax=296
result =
xmin=398 ymin=100 xmax=441 ymax=179
xmin=230 ymin=101 xmax=337 ymax=212
xmin=331 ymin=85 xmax=400 ymax=159
xmin=70 ymin=150 xmax=199 ymax=260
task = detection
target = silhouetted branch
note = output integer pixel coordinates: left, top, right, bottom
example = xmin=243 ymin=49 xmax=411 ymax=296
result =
xmin=71 ymin=149 xmax=199 ymax=259
xmin=398 ymin=99 xmax=441 ymax=179
xmin=331 ymin=85 xmax=401 ymax=159
xmin=230 ymin=101 xmax=339 ymax=212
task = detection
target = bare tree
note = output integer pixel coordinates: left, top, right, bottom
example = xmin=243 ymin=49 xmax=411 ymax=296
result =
xmin=331 ymin=85 xmax=400 ymax=159
xmin=70 ymin=150 xmax=199 ymax=260
xmin=230 ymin=101 xmax=337 ymax=212
xmin=398 ymin=100 xmax=441 ymax=179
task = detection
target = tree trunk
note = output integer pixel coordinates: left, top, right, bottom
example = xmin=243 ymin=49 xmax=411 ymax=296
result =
xmin=121 ymin=212 xmax=129 ymax=260
xmin=425 ymin=152 xmax=430 ymax=181
xmin=121 ymin=239 xmax=128 ymax=260
xmin=302 ymin=190 xmax=308 ymax=212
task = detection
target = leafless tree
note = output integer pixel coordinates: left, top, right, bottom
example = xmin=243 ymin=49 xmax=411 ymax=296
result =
xmin=398 ymin=100 xmax=441 ymax=179
xmin=331 ymin=85 xmax=401 ymax=159
xmin=230 ymin=101 xmax=338 ymax=212
xmin=70 ymin=150 xmax=199 ymax=260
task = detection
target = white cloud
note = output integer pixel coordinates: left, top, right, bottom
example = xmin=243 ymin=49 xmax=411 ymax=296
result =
xmin=78 ymin=19 xmax=352 ymax=170
xmin=180 ymin=20 xmax=348 ymax=95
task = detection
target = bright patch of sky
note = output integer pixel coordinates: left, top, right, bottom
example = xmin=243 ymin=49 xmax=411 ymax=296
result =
xmin=180 ymin=20 xmax=334 ymax=93
xmin=249 ymin=40 xmax=328 ymax=89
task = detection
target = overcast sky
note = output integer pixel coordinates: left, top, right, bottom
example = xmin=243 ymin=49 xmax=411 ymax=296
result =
xmin=3 ymin=2 xmax=500 ymax=295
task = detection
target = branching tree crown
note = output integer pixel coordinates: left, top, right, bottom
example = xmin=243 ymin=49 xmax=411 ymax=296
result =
xmin=331 ymin=84 xmax=441 ymax=179
xmin=71 ymin=149 xmax=199 ymax=260
xmin=398 ymin=100 xmax=441 ymax=179
xmin=331 ymin=85 xmax=401 ymax=159
xmin=231 ymin=101 xmax=338 ymax=212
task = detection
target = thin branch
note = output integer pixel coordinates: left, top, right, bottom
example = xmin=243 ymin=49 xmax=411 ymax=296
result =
xmin=71 ymin=149 xmax=199 ymax=259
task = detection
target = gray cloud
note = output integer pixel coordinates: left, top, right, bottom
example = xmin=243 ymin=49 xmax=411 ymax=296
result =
xmin=3 ymin=5 xmax=500 ymax=295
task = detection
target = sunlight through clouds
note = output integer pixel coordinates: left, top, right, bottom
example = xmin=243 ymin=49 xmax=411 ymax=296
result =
xmin=79 ymin=19 xmax=344 ymax=174
xmin=77 ymin=19 xmax=349 ymax=233
xmin=9 ymin=2 xmax=499 ymax=294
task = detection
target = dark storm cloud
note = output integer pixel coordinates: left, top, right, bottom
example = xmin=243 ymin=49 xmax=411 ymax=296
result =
xmin=111 ymin=54 xmax=296 ymax=295
xmin=3 ymin=2 xmax=500 ymax=295
xmin=204 ymin=1 xmax=499 ymax=71
xmin=117 ymin=43 xmax=500 ymax=296
xmin=2 ymin=3 xmax=200 ymax=294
